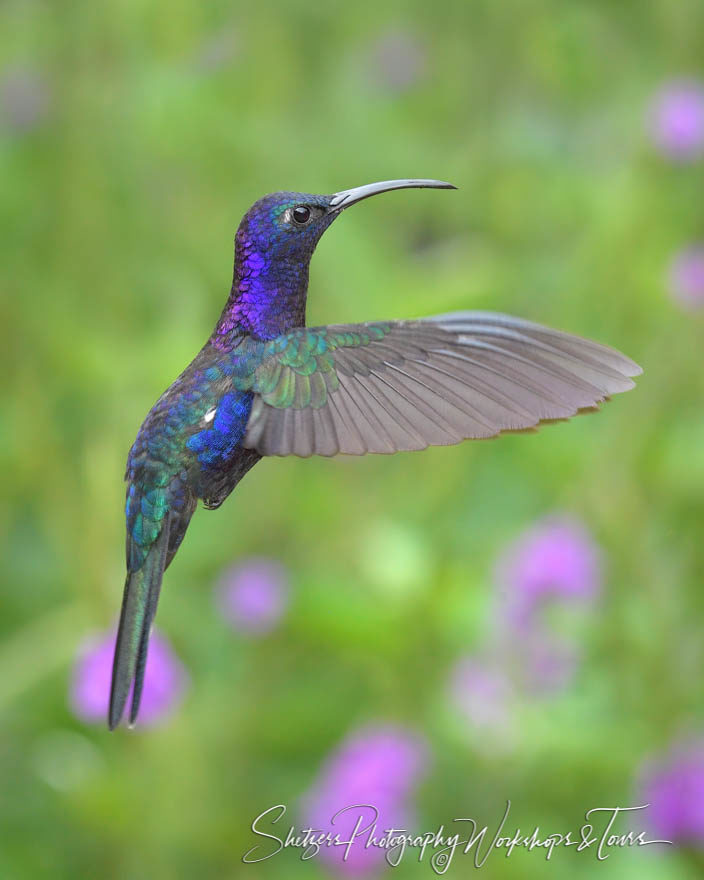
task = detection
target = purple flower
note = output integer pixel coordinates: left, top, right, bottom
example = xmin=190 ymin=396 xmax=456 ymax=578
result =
xmin=508 ymin=627 xmax=580 ymax=696
xmin=638 ymin=738 xmax=704 ymax=844
xmin=302 ymin=725 xmax=428 ymax=876
xmin=368 ymin=29 xmax=427 ymax=94
xmin=1 ymin=67 xmax=50 ymax=133
xmin=495 ymin=515 xmax=601 ymax=629
xmin=215 ymin=557 xmax=288 ymax=635
xmin=668 ymin=246 xmax=704 ymax=309
xmin=69 ymin=629 xmax=187 ymax=727
xmin=449 ymin=656 xmax=513 ymax=731
xmin=649 ymin=80 xmax=704 ymax=161
xmin=476 ymin=516 xmax=602 ymax=699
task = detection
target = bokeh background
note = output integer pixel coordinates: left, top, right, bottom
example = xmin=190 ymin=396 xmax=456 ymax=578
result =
xmin=2 ymin=1 xmax=704 ymax=877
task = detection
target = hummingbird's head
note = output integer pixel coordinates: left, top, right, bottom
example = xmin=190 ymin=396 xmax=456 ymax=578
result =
xmin=224 ymin=180 xmax=457 ymax=342
xmin=236 ymin=179 xmax=457 ymax=267
xmin=236 ymin=191 xmax=336 ymax=267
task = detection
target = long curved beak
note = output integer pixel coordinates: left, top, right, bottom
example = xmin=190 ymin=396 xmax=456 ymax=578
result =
xmin=328 ymin=178 xmax=457 ymax=212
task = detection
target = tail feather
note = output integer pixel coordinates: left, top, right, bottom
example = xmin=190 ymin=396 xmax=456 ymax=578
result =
xmin=128 ymin=514 xmax=170 ymax=725
xmin=109 ymin=516 xmax=171 ymax=730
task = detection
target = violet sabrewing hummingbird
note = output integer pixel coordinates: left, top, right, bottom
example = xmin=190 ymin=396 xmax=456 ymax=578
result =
xmin=110 ymin=179 xmax=641 ymax=729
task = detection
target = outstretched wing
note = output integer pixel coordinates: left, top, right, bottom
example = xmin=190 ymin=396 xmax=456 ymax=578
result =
xmin=239 ymin=312 xmax=642 ymax=457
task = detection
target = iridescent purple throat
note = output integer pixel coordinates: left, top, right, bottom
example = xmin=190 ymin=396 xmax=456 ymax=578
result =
xmin=211 ymin=227 xmax=309 ymax=347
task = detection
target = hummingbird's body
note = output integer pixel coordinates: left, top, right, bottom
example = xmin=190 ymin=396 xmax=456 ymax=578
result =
xmin=110 ymin=180 xmax=642 ymax=729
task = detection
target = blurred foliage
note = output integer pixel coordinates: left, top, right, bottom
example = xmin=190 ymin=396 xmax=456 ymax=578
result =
xmin=2 ymin=0 xmax=704 ymax=877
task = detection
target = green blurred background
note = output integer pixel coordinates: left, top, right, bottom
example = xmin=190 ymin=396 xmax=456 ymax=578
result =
xmin=2 ymin=0 xmax=703 ymax=877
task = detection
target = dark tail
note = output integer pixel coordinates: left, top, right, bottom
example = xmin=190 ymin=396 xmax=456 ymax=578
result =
xmin=108 ymin=516 xmax=171 ymax=730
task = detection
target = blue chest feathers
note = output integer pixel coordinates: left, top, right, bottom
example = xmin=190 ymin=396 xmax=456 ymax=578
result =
xmin=186 ymin=391 xmax=253 ymax=468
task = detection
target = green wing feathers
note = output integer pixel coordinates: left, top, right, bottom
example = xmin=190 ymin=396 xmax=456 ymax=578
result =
xmin=247 ymin=324 xmax=393 ymax=409
xmin=242 ymin=313 xmax=641 ymax=457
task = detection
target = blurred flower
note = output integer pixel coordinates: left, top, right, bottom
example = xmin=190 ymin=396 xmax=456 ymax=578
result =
xmin=302 ymin=725 xmax=428 ymax=876
xmin=495 ymin=515 xmax=601 ymax=629
xmin=668 ymin=246 xmax=704 ymax=309
xmin=458 ymin=516 xmax=603 ymax=705
xmin=638 ymin=738 xmax=704 ymax=845
xmin=1 ymin=67 xmax=50 ymax=133
xmin=368 ymin=29 xmax=427 ymax=94
xmin=649 ymin=80 xmax=704 ymax=161
xmin=508 ymin=627 xmax=580 ymax=696
xmin=69 ymin=629 xmax=187 ymax=727
xmin=449 ymin=655 xmax=513 ymax=731
xmin=215 ymin=557 xmax=289 ymax=635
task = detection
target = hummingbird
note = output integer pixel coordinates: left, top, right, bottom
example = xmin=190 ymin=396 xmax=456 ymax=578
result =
xmin=110 ymin=179 xmax=641 ymax=729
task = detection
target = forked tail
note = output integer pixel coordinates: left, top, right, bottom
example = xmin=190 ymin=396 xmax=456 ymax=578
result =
xmin=108 ymin=515 xmax=171 ymax=730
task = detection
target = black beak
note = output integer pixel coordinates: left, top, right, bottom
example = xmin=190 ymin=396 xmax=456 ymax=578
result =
xmin=328 ymin=179 xmax=457 ymax=212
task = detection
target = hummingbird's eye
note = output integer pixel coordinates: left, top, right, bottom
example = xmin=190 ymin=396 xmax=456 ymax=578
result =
xmin=292 ymin=205 xmax=311 ymax=225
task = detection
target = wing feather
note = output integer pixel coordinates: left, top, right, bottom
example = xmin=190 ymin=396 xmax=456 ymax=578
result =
xmin=242 ymin=312 xmax=641 ymax=457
